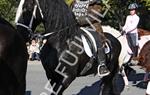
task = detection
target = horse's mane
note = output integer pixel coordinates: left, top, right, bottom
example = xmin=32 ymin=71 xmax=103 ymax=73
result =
xmin=43 ymin=0 xmax=80 ymax=43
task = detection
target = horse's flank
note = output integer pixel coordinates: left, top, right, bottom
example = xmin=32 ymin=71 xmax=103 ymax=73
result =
xmin=138 ymin=40 xmax=150 ymax=72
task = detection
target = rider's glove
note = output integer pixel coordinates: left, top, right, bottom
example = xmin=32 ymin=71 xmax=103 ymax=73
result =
xmin=121 ymin=30 xmax=126 ymax=35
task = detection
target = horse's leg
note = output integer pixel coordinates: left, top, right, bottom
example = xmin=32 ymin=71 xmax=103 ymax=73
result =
xmin=120 ymin=66 xmax=129 ymax=87
xmin=40 ymin=43 xmax=58 ymax=79
xmin=101 ymin=84 xmax=111 ymax=95
xmin=143 ymin=71 xmax=149 ymax=81
xmin=111 ymin=73 xmax=122 ymax=95
xmin=11 ymin=42 xmax=28 ymax=95
xmin=15 ymin=64 xmax=27 ymax=95
xmin=102 ymin=66 xmax=121 ymax=95
xmin=56 ymin=76 xmax=76 ymax=95
xmin=146 ymin=81 xmax=150 ymax=95
xmin=101 ymin=76 xmax=113 ymax=95
xmin=101 ymin=73 xmax=122 ymax=95
xmin=101 ymin=73 xmax=117 ymax=95
xmin=40 ymin=43 xmax=66 ymax=95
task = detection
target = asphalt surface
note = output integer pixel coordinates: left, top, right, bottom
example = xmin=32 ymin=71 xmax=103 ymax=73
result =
xmin=26 ymin=61 xmax=148 ymax=95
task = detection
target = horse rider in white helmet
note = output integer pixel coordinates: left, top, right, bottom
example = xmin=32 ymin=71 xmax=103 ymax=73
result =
xmin=122 ymin=3 xmax=140 ymax=57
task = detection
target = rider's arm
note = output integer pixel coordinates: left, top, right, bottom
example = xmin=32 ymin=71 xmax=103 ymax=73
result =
xmin=122 ymin=16 xmax=129 ymax=32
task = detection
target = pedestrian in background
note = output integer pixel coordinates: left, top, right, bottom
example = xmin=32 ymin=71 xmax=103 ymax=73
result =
xmin=28 ymin=39 xmax=40 ymax=61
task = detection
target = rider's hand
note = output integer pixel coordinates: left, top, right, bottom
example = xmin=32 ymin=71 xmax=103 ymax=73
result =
xmin=121 ymin=30 xmax=126 ymax=35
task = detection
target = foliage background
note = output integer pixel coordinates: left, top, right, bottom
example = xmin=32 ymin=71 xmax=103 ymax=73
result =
xmin=0 ymin=0 xmax=149 ymax=31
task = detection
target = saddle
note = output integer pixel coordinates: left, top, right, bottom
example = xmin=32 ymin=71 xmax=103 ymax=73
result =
xmin=80 ymin=27 xmax=111 ymax=75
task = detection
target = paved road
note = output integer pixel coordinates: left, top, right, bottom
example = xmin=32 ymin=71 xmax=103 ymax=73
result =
xmin=26 ymin=61 xmax=148 ymax=95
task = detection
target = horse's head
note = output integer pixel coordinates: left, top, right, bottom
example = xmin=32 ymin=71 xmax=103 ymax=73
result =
xmin=15 ymin=0 xmax=44 ymax=42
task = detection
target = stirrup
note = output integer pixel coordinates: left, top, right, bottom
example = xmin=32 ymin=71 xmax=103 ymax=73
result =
xmin=97 ymin=64 xmax=110 ymax=77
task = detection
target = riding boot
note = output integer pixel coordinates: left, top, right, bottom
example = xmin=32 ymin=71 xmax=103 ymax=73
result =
xmin=97 ymin=48 xmax=110 ymax=77
xmin=135 ymin=46 xmax=139 ymax=57
xmin=133 ymin=46 xmax=138 ymax=57
xmin=89 ymin=29 xmax=110 ymax=77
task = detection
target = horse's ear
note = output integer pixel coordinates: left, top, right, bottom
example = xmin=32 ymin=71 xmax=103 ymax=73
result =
xmin=15 ymin=0 xmax=25 ymax=23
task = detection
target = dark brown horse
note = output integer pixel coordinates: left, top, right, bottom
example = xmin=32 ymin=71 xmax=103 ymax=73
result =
xmin=0 ymin=17 xmax=28 ymax=95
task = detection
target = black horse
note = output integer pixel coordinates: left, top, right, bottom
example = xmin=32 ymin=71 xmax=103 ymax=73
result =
xmin=0 ymin=17 xmax=28 ymax=95
xmin=15 ymin=0 xmax=121 ymax=94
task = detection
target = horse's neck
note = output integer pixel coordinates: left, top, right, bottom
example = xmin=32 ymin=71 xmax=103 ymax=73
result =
xmin=102 ymin=26 xmax=121 ymax=37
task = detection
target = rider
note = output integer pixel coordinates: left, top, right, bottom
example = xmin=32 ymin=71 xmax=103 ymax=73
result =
xmin=65 ymin=0 xmax=110 ymax=77
xmin=122 ymin=3 xmax=140 ymax=57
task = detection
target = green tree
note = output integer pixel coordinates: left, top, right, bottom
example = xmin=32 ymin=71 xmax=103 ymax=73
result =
xmin=142 ymin=0 xmax=150 ymax=9
xmin=0 ymin=0 xmax=18 ymax=24
xmin=101 ymin=0 xmax=150 ymax=30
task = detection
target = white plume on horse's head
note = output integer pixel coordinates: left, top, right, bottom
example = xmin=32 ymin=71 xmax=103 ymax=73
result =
xmin=15 ymin=0 xmax=25 ymax=23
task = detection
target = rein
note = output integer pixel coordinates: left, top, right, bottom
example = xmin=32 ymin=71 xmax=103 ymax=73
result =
xmin=16 ymin=0 xmax=78 ymax=40
xmin=16 ymin=0 xmax=44 ymax=37
xmin=116 ymin=34 xmax=122 ymax=38
xmin=16 ymin=4 xmax=38 ymax=34
xmin=41 ymin=23 xmax=78 ymax=38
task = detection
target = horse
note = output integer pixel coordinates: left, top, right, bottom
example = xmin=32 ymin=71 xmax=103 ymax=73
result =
xmin=102 ymin=25 xmax=150 ymax=87
xmin=15 ymin=0 xmax=121 ymax=95
xmin=137 ymin=41 xmax=150 ymax=95
xmin=137 ymin=28 xmax=150 ymax=82
xmin=0 ymin=17 xmax=28 ymax=95
xmin=138 ymin=40 xmax=150 ymax=81
xmin=102 ymin=25 xmax=133 ymax=87
xmin=138 ymin=28 xmax=150 ymax=37
xmin=137 ymin=28 xmax=150 ymax=55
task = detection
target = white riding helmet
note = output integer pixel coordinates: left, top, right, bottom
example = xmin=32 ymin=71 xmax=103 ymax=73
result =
xmin=128 ymin=3 xmax=138 ymax=10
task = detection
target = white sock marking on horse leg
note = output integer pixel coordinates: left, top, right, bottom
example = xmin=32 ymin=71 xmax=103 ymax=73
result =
xmin=123 ymin=76 xmax=129 ymax=86
xmin=146 ymin=81 xmax=150 ymax=94
xmin=122 ymin=69 xmax=129 ymax=86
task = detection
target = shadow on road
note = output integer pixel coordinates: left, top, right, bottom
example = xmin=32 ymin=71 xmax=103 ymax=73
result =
xmin=76 ymin=80 xmax=102 ymax=95
xmin=77 ymin=74 xmax=124 ymax=95
xmin=26 ymin=91 xmax=31 ymax=95
xmin=133 ymin=81 xmax=148 ymax=89
xmin=128 ymin=72 xmax=148 ymax=89
xmin=76 ymin=71 xmax=148 ymax=95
